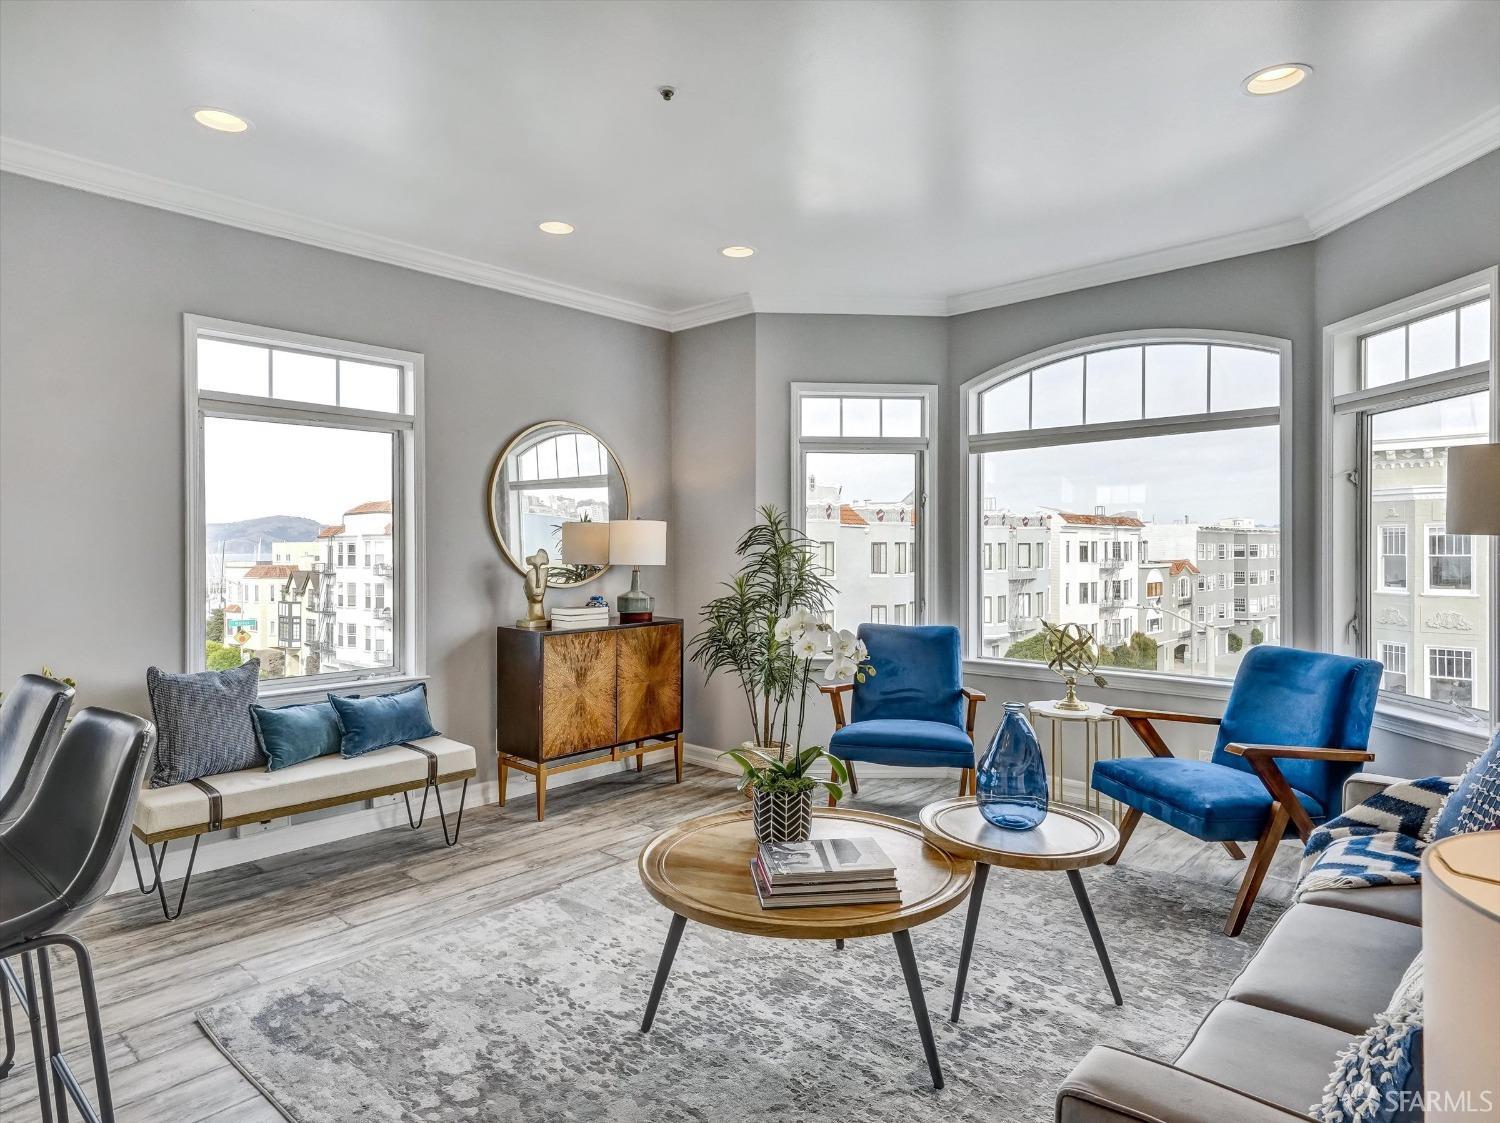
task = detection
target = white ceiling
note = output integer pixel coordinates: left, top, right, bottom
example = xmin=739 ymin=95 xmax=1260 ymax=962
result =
xmin=2 ymin=0 xmax=1498 ymax=330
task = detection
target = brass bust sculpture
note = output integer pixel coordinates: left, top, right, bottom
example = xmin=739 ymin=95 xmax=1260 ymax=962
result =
xmin=517 ymin=548 xmax=551 ymax=630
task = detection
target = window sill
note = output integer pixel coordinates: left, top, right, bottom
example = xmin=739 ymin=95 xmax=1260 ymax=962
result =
xmin=961 ymin=658 xmax=1233 ymax=706
xmin=256 ymin=673 xmax=429 ymax=707
xmin=1372 ymin=699 xmax=1490 ymax=755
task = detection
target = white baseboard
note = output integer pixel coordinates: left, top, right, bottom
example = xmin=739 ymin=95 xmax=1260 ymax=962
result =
xmin=107 ymin=753 xmax=646 ymax=896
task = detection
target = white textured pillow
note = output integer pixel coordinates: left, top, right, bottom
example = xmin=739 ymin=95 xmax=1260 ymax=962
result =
xmin=1311 ymin=954 xmax=1423 ymax=1123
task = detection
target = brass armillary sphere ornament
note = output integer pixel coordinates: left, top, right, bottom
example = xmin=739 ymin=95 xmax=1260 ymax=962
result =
xmin=1041 ymin=621 xmax=1109 ymax=711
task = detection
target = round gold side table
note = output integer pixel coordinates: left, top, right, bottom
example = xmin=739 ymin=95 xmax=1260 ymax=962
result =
xmin=1027 ymin=699 xmax=1123 ymax=822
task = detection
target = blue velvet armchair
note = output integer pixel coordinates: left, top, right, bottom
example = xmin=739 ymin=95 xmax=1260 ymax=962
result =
xmin=1092 ymin=646 xmax=1382 ymax=936
xmin=820 ymin=624 xmax=986 ymax=803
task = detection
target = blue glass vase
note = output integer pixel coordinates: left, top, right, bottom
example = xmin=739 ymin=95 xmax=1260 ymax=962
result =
xmin=976 ymin=702 xmax=1048 ymax=830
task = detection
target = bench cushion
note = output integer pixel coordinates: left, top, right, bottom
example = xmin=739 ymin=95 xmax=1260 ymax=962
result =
xmin=134 ymin=735 xmax=475 ymax=840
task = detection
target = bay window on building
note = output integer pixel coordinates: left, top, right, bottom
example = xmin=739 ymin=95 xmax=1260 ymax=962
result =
xmin=187 ymin=315 xmax=424 ymax=689
xmin=1326 ymin=271 xmax=1495 ymax=724
xmin=963 ymin=331 xmax=1288 ymax=675
xmin=792 ymin=384 xmax=937 ymax=631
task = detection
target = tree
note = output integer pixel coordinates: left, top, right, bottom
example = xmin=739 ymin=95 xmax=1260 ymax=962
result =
xmin=206 ymin=608 xmax=225 ymax=643
xmin=1250 ymin=626 xmax=1264 ymax=646
xmin=1004 ymin=631 xmax=1053 ymax=662
xmin=204 ymin=641 xmax=241 ymax=671
xmin=1227 ymin=632 xmax=1244 ymax=653
xmin=1099 ymin=632 xmax=1158 ymax=671
xmin=258 ymin=649 xmax=287 ymax=679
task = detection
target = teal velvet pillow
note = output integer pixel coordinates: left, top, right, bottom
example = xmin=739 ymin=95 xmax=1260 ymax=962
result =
xmin=329 ymin=683 xmax=439 ymax=758
xmin=249 ymin=700 xmax=343 ymax=771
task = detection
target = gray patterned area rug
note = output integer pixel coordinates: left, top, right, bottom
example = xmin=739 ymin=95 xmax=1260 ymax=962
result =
xmin=197 ymin=859 xmax=1281 ymax=1122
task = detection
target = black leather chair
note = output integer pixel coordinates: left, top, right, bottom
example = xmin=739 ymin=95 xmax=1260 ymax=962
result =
xmin=0 ymin=673 xmax=76 ymax=827
xmin=0 ymin=673 xmax=75 ymax=1084
xmin=0 ymin=706 xmax=155 ymax=1123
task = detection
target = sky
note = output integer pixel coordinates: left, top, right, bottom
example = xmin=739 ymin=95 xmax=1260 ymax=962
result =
xmin=204 ymin=417 xmax=392 ymax=525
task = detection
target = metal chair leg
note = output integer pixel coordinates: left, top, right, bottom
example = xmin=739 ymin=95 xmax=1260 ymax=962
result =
xmin=19 ymin=955 xmax=53 ymax=1123
xmin=21 ymin=935 xmax=115 ymax=1123
xmin=0 ymin=957 xmax=15 ymax=1080
xmin=35 ymin=951 xmax=70 ymax=1122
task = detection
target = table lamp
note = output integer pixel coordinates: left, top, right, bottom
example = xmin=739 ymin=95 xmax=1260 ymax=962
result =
xmin=560 ymin=520 xmax=611 ymax=572
xmin=1446 ymin=443 xmax=1500 ymax=535
xmin=609 ymin=519 xmax=666 ymax=623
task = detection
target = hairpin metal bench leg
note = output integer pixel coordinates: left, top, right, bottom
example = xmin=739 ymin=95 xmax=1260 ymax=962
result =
xmin=128 ymin=837 xmax=162 ymax=896
xmin=401 ymin=782 xmax=431 ymax=830
xmin=139 ymin=836 xmax=200 ymax=921
xmin=430 ymin=778 xmax=468 ymax=847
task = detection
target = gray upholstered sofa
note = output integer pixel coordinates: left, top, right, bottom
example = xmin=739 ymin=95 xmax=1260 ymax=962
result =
xmin=1057 ymin=774 xmax=1422 ymax=1122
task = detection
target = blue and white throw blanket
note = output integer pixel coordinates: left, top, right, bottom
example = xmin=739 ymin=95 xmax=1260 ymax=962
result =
xmin=1298 ymin=776 xmax=1457 ymax=895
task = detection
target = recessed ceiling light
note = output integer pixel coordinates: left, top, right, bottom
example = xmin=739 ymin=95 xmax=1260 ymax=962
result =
xmin=538 ymin=221 xmax=575 ymax=235
xmin=192 ymin=107 xmax=250 ymax=133
xmin=1242 ymin=63 xmax=1312 ymax=96
xmin=720 ymin=245 xmax=755 ymax=258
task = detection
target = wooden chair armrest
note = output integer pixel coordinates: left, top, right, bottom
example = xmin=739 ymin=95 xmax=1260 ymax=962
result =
xmin=961 ymin=687 xmax=986 ymax=736
xmin=1106 ymin=706 xmax=1221 ymax=726
xmin=817 ymin=683 xmax=853 ymax=695
xmin=819 ymin=682 xmax=851 ymax=729
xmin=1225 ymin=744 xmax=1375 ymax=763
xmin=960 ymin=687 xmax=988 ymax=702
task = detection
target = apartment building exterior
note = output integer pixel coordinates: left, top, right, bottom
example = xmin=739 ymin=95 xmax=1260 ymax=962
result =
xmin=975 ymin=507 xmax=1054 ymax=657
xmin=805 ymin=489 xmax=918 ymax=630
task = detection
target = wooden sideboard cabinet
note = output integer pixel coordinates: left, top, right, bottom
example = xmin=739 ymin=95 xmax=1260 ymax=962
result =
xmin=495 ymin=619 xmax=684 ymax=820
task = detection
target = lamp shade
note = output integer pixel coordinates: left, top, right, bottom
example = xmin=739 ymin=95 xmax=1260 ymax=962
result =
xmin=608 ymin=519 xmax=666 ymax=566
xmin=560 ymin=520 xmax=610 ymax=565
xmin=1446 ymin=443 xmax=1500 ymax=535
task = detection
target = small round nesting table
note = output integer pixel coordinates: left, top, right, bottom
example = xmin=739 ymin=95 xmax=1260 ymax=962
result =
xmin=637 ymin=807 xmax=974 ymax=1088
xmin=919 ymin=799 xmax=1122 ymax=1021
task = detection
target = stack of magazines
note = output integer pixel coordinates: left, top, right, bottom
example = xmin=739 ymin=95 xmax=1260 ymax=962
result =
xmin=750 ymin=836 xmax=900 ymax=908
xmin=550 ymin=604 xmax=611 ymax=631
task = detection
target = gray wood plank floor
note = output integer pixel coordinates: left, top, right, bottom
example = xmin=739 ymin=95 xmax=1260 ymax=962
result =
xmin=0 ymin=765 xmax=1300 ymax=1122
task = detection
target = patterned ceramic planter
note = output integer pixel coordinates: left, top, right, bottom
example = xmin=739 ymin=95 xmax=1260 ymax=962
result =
xmin=751 ymin=787 xmax=814 ymax=844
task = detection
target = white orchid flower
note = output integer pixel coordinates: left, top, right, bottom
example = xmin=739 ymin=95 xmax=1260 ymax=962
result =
xmin=792 ymin=633 xmax=820 ymax=660
xmin=786 ymin=606 xmax=813 ymax=631
xmin=824 ymin=656 xmax=857 ymax=682
xmin=773 ymin=616 xmax=794 ymax=641
xmin=831 ymin=628 xmax=859 ymax=659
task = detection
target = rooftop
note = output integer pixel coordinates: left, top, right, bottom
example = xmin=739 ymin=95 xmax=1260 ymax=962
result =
xmin=1056 ymin=512 xmax=1146 ymax=528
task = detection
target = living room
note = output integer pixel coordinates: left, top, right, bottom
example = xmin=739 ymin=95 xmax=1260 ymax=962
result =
xmin=0 ymin=1 xmax=1497 ymax=1121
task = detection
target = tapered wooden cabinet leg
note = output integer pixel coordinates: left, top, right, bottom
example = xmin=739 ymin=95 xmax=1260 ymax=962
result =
xmin=673 ymin=735 xmax=683 ymax=784
xmin=1225 ymin=803 xmax=1288 ymax=937
xmin=535 ymin=768 xmax=547 ymax=822
xmin=498 ymin=757 xmax=509 ymax=807
xmin=1106 ymin=808 xmax=1142 ymax=866
xmin=635 ymin=741 xmax=644 ymax=772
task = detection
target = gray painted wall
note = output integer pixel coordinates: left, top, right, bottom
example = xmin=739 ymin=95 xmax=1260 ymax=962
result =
xmin=0 ymin=172 xmax=673 ymax=775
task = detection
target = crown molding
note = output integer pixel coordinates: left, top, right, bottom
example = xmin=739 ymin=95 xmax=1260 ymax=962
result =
xmin=1305 ymin=106 xmax=1500 ymax=237
xmin=945 ymin=217 xmax=1314 ymax=316
xmin=0 ymin=137 xmax=676 ymax=331
xmin=753 ymin=293 xmax=950 ymax=318
xmin=666 ymin=293 xmax=756 ymax=331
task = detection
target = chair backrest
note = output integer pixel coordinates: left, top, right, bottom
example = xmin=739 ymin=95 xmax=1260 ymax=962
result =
xmin=0 ymin=706 xmax=155 ymax=916
xmin=1213 ymin=646 xmax=1382 ymax=813
xmin=852 ymin=624 xmax=964 ymax=727
xmin=0 ymin=673 xmax=76 ymax=824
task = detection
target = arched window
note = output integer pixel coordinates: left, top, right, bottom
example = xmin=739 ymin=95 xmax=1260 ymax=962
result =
xmin=962 ymin=331 xmax=1289 ymax=682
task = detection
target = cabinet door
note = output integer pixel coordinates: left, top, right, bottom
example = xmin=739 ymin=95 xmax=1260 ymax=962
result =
xmin=617 ymin=623 xmax=682 ymax=742
xmin=541 ymin=630 xmax=617 ymax=758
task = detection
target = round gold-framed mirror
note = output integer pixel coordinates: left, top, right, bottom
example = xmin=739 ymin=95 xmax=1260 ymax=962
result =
xmin=487 ymin=421 xmax=630 ymax=587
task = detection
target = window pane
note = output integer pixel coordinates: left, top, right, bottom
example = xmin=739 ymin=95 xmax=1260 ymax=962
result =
xmin=1085 ymin=347 xmax=1143 ymax=424
xmin=1144 ymin=345 xmax=1208 ymax=417
xmin=842 ymin=397 xmax=880 ymax=437
xmin=1368 ymin=390 xmax=1490 ymax=719
xmin=804 ymin=451 xmax=918 ymax=630
xmin=980 ymin=374 xmax=1029 ymax=433
xmin=1459 ymin=299 xmax=1491 ymax=366
xmin=801 ymin=396 xmax=841 ymax=437
xmin=338 ymin=360 xmax=402 ymax=413
xmin=198 ymin=339 xmax=268 ymax=396
xmin=1362 ymin=327 xmax=1406 ymax=388
xmin=271 ymin=350 xmax=336 ymax=406
xmin=1210 ymin=346 xmax=1279 ymax=411
xmin=204 ymin=417 xmax=395 ymax=682
xmin=1030 ymin=357 xmax=1084 ymax=428
xmin=882 ymin=397 xmax=922 ymax=437
xmin=978 ymin=424 xmax=1280 ymax=678
xmin=1407 ymin=309 xmax=1457 ymax=378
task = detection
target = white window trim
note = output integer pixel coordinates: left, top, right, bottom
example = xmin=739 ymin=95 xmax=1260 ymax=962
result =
xmin=959 ymin=328 xmax=1294 ymax=690
xmin=1422 ymin=522 xmax=1478 ymax=598
xmin=1376 ymin=524 xmax=1410 ymax=596
xmin=790 ymin=382 xmax=938 ymax=624
xmin=1320 ymin=267 xmax=1497 ymax=749
xmin=183 ymin=314 xmax=427 ymax=701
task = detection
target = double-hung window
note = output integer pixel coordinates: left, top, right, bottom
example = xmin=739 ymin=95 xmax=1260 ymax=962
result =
xmin=792 ymin=384 xmax=937 ymax=630
xmin=1325 ymin=271 xmax=1494 ymax=724
xmin=186 ymin=315 xmax=424 ymax=689
xmin=964 ymin=331 xmax=1289 ymax=679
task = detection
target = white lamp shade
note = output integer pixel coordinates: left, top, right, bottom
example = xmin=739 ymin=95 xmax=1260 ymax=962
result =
xmin=608 ymin=519 xmax=667 ymax=566
xmin=560 ymin=520 xmax=610 ymax=565
xmin=1446 ymin=443 xmax=1500 ymax=535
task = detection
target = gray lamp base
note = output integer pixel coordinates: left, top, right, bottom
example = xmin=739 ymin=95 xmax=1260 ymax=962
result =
xmin=618 ymin=566 xmax=654 ymax=623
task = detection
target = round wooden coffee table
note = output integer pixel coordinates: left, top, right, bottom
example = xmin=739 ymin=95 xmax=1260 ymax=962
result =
xmin=637 ymin=806 xmax=973 ymax=1088
xmin=919 ymin=798 xmax=1122 ymax=1021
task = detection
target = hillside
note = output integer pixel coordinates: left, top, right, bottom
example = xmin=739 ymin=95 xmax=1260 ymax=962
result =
xmin=206 ymin=515 xmax=323 ymax=553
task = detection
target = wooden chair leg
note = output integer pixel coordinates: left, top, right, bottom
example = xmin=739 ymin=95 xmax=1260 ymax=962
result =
xmin=1106 ymin=808 xmax=1142 ymax=866
xmin=1225 ymin=803 xmax=1289 ymax=937
xmin=535 ymin=768 xmax=547 ymax=822
xmin=1221 ymin=841 xmax=1246 ymax=861
xmin=845 ymin=760 xmax=859 ymax=795
xmin=498 ymin=757 xmax=508 ymax=807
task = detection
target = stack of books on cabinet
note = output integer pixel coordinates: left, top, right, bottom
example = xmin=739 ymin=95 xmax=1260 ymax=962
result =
xmin=550 ymin=605 xmax=612 ymax=630
xmin=751 ymin=836 xmax=901 ymax=908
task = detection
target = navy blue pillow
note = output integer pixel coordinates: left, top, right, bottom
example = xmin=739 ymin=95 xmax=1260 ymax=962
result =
xmin=329 ymin=683 xmax=439 ymax=757
xmin=250 ymin=700 xmax=344 ymax=772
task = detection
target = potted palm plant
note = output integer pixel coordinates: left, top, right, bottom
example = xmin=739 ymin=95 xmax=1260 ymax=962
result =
xmin=690 ymin=505 xmax=873 ymax=843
